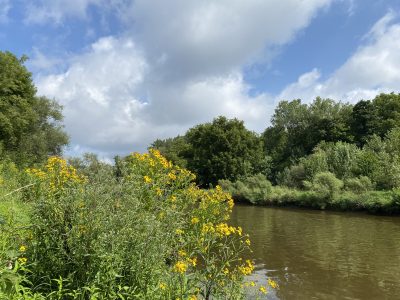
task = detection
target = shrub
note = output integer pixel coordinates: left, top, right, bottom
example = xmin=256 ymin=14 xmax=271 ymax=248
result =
xmin=0 ymin=150 xmax=258 ymax=299
xmin=278 ymin=165 xmax=307 ymax=189
xmin=219 ymin=174 xmax=272 ymax=204
xmin=304 ymin=172 xmax=343 ymax=200
xmin=344 ymin=176 xmax=374 ymax=193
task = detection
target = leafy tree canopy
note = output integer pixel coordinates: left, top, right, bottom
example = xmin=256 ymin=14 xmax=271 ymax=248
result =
xmin=0 ymin=51 xmax=69 ymax=166
xmin=185 ymin=116 xmax=269 ymax=187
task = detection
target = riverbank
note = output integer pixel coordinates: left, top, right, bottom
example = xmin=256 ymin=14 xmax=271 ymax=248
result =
xmin=224 ymin=185 xmax=400 ymax=215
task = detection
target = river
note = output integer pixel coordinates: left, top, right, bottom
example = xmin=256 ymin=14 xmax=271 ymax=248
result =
xmin=230 ymin=205 xmax=400 ymax=299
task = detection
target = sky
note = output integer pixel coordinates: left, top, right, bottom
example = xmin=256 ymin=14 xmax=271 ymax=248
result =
xmin=1 ymin=0 xmax=400 ymax=159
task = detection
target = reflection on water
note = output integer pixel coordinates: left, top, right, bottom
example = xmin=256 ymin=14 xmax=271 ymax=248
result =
xmin=230 ymin=205 xmax=400 ymax=300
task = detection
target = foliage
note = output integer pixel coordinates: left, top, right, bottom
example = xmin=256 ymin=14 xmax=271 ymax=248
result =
xmin=219 ymin=174 xmax=272 ymax=205
xmin=304 ymin=172 xmax=343 ymax=200
xmin=350 ymin=93 xmax=400 ymax=146
xmin=185 ymin=116 xmax=269 ymax=187
xmin=151 ymin=136 xmax=191 ymax=168
xmin=0 ymin=51 xmax=68 ymax=166
xmin=343 ymin=176 xmax=374 ymax=193
xmin=264 ymin=97 xmax=353 ymax=177
xmin=0 ymin=151 xmax=260 ymax=299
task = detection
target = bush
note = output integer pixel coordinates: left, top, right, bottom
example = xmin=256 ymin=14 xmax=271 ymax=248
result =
xmin=305 ymin=172 xmax=343 ymax=197
xmin=0 ymin=150 xmax=258 ymax=299
xmin=278 ymin=165 xmax=307 ymax=189
xmin=344 ymin=176 xmax=374 ymax=193
xmin=219 ymin=174 xmax=272 ymax=204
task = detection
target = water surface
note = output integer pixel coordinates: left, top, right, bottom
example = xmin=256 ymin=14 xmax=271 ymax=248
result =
xmin=230 ymin=205 xmax=400 ymax=299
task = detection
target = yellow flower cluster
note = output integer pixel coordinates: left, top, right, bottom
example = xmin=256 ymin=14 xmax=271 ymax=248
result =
xmin=18 ymin=257 xmax=27 ymax=265
xmin=238 ymin=260 xmax=254 ymax=275
xmin=188 ymin=257 xmax=197 ymax=267
xmin=215 ymin=223 xmax=237 ymax=236
xmin=27 ymin=156 xmax=86 ymax=190
xmin=168 ymin=172 xmax=177 ymax=181
xmin=175 ymin=229 xmax=184 ymax=235
xmin=26 ymin=168 xmax=46 ymax=179
xmin=268 ymin=278 xmax=279 ymax=289
xmin=191 ymin=217 xmax=199 ymax=224
xmin=201 ymin=222 xmax=242 ymax=238
xmin=173 ymin=261 xmax=188 ymax=274
xmin=178 ymin=250 xmax=187 ymax=257
xmin=259 ymin=286 xmax=267 ymax=294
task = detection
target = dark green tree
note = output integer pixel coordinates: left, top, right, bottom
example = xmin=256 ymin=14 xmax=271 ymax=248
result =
xmin=372 ymin=93 xmax=400 ymax=137
xmin=185 ymin=116 xmax=269 ymax=186
xmin=0 ymin=51 xmax=68 ymax=165
xmin=350 ymin=100 xmax=376 ymax=146
xmin=150 ymin=135 xmax=190 ymax=168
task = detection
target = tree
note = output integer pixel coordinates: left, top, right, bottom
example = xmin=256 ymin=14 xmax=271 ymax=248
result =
xmin=372 ymin=93 xmax=400 ymax=137
xmin=150 ymin=135 xmax=190 ymax=168
xmin=185 ymin=116 xmax=269 ymax=186
xmin=0 ymin=51 xmax=68 ymax=165
xmin=350 ymin=93 xmax=400 ymax=146
xmin=264 ymin=97 xmax=353 ymax=178
xmin=350 ymin=100 xmax=376 ymax=146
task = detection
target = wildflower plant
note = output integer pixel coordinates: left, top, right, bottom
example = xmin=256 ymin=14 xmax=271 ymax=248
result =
xmin=9 ymin=150 xmax=253 ymax=299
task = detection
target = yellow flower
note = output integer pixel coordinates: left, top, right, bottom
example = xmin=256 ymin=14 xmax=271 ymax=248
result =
xmin=175 ymin=229 xmax=184 ymax=235
xmin=238 ymin=260 xmax=254 ymax=275
xmin=268 ymin=278 xmax=279 ymax=289
xmin=223 ymin=268 xmax=229 ymax=275
xmin=170 ymin=195 xmax=177 ymax=202
xmin=173 ymin=261 xmax=187 ymax=274
xmin=178 ymin=250 xmax=187 ymax=257
xmin=168 ymin=172 xmax=177 ymax=181
xmin=227 ymin=198 xmax=234 ymax=209
xmin=191 ymin=217 xmax=199 ymax=224
xmin=236 ymin=226 xmax=243 ymax=236
xmin=156 ymin=188 xmax=163 ymax=196
xmin=188 ymin=257 xmax=197 ymax=267
xmin=245 ymin=239 xmax=251 ymax=246
xmin=201 ymin=223 xmax=215 ymax=234
xmin=250 ymin=281 xmax=255 ymax=287
xmin=188 ymin=295 xmax=197 ymax=300
xmin=19 ymin=245 xmax=27 ymax=252
xmin=18 ymin=257 xmax=27 ymax=265
xmin=259 ymin=286 xmax=267 ymax=294
xmin=143 ymin=176 xmax=152 ymax=183
xmin=159 ymin=282 xmax=167 ymax=290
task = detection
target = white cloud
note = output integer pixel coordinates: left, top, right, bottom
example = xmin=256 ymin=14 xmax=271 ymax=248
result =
xmin=34 ymin=0 xmax=342 ymax=157
xmin=0 ymin=0 xmax=11 ymax=23
xmin=36 ymin=36 xmax=272 ymax=155
xmin=123 ymin=0 xmax=332 ymax=80
xmin=37 ymin=37 xmax=149 ymax=153
xmin=279 ymin=12 xmax=400 ymax=103
xmin=24 ymin=0 xmax=104 ymax=24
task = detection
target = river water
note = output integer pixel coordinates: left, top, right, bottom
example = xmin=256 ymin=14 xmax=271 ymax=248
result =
xmin=230 ymin=205 xmax=400 ymax=299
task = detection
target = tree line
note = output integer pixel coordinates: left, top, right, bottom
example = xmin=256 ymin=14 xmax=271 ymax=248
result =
xmin=152 ymin=93 xmax=400 ymax=187
xmin=152 ymin=94 xmax=400 ymax=212
xmin=2 ymin=50 xmax=400 ymax=212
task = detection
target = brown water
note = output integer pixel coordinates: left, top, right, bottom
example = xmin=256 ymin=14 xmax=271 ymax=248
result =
xmin=230 ymin=205 xmax=400 ymax=300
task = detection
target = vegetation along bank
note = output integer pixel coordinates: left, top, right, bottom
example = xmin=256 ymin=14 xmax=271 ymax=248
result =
xmin=152 ymin=94 xmax=400 ymax=214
